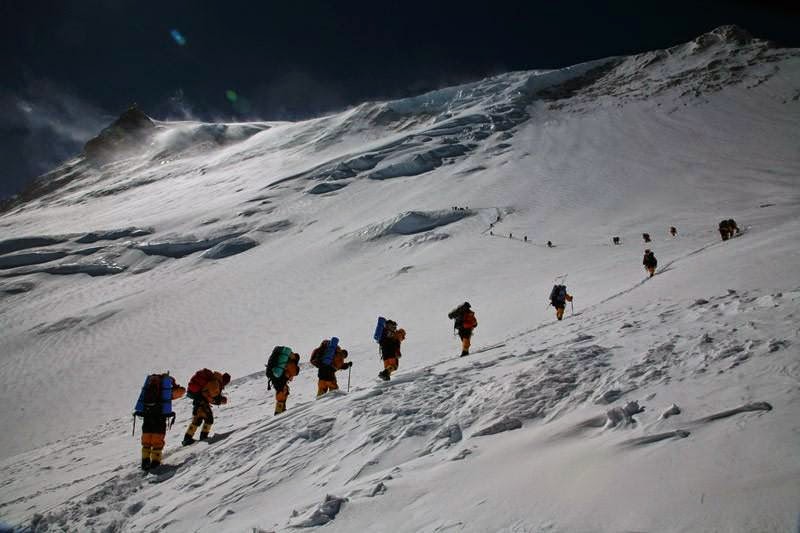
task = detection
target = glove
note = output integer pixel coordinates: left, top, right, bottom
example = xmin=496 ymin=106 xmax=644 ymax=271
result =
xmin=344 ymin=362 xmax=353 ymax=369
xmin=214 ymin=395 xmax=228 ymax=405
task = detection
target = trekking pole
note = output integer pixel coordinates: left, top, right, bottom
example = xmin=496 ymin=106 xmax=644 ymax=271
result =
xmin=571 ymin=300 xmax=574 ymax=315
xmin=347 ymin=366 xmax=352 ymax=392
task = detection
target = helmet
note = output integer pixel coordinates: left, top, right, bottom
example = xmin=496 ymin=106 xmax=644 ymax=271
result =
xmin=463 ymin=302 xmax=471 ymax=309
xmin=396 ymin=328 xmax=406 ymax=341
xmin=222 ymin=372 xmax=231 ymax=385
xmin=644 ymin=249 xmax=651 ymax=253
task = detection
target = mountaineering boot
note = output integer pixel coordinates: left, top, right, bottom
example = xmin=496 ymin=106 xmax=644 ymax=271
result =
xmin=199 ymin=432 xmax=209 ymax=442
xmin=378 ymin=370 xmax=390 ymax=381
xmin=141 ymin=446 xmax=152 ymax=470
xmin=182 ymin=435 xmax=196 ymax=446
xmin=460 ymin=350 xmax=469 ymax=357
xmin=149 ymin=448 xmax=163 ymax=470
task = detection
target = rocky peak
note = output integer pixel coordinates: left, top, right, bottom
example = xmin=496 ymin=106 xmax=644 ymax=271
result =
xmin=83 ymin=104 xmax=155 ymax=163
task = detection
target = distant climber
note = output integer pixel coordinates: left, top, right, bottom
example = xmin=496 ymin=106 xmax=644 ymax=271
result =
xmin=448 ymin=302 xmax=478 ymax=356
xmin=547 ymin=240 xmax=553 ymax=248
xmin=643 ymin=249 xmax=658 ymax=278
xmin=718 ymin=219 xmax=740 ymax=241
xmin=669 ymin=226 xmax=677 ymax=237
xmin=310 ymin=339 xmax=351 ymax=396
xmin=524 ymin=235 xmax=528 ymax=242
xmin=549 ymin=284 xmax=573 ymax=321
xmin=376 ymin=319 xmax=405 ymax=381
xmin=265 ymin=347 xmax=301 ymax=415
xmin=509 ymin=233 xmax=513 ymax=239
xmin=183 ymin=369 xmax=230 ymax=445
xmin=133 ymin=372 xmax=185 ymax=470
xmin=612 ymin=236 xmax=621 ymax=245
xmin=642 ymin=233 xmax=651 ymax=243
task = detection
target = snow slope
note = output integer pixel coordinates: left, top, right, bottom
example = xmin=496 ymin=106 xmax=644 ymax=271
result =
xmin=1 ymin=26 xmax=799 ymax=532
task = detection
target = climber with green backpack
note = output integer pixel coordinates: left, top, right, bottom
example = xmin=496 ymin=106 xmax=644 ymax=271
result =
xmin=133 ymin=372 xmax=186 ymax=470
xmin=265 ymin=346 xmax=301 ymax=415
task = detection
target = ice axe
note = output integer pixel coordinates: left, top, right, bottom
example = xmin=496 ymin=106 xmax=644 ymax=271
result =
xmin=347 ymin=365 xmax=352 ymax=392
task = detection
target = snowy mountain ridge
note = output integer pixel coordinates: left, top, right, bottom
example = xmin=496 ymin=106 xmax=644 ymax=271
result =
xmin=0 ymin=26 xmax=799 ymax=532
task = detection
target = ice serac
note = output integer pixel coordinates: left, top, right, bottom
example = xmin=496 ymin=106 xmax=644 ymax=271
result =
xmin=356 ymin=209 xmax=472 ymax=240
xmin=75 ymin=227 xmax=154 ymax=244
xmin=0 ymin=236 xmax=69 ymax=255
xmin=0 ymin=250 xmax=69 ymax=269
xmin=201 ymin=237 xmax=258 ymax=259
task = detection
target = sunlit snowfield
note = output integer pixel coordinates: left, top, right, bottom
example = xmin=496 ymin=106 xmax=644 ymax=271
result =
xmin=1 ymin=26 xmax=798 ymax=532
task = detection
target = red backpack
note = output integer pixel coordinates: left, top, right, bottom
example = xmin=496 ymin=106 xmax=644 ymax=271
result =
xmin=310 ymin=341 xmax=327 ymax=368
xmin=187 ymin=368 xmax=214 ymax=395
xmin=462 ymin=310 xmax=477 ymax=329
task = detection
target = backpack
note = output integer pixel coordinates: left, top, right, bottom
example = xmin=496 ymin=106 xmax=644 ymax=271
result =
xmin=448 ymin=303 xmax=470 ymax=327
xmin=187 ymin=368 xmax=214 ymax=397
xmin=461 ymin=310 xmax=477 ymax=329
xmin=550 ymin=285 xmax=567 ymax=307
xmin=133 ymin=373 xmax=174 ymax=417
xmin=310 ymin=340 xmax=327 ymax=368
xmin=382 ymin=320 xmax=397 ymax=340
xmin=321 ymin=337 xmax=339 ymax=366
xmin=373 ymin=316 xmax=387 ymax=343
xmin=266 ymin=346 xmax=296 ymax=389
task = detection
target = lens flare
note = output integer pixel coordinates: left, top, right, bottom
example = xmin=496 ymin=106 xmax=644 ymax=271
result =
xmin=225 ymin=90 xmax=238 ymax=103
xmin=170 ymin=29 xmax=187 ymax=46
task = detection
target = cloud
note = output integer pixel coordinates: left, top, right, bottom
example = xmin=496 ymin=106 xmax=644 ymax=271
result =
xmin=0 ymin=80 xmax=110 ymax=197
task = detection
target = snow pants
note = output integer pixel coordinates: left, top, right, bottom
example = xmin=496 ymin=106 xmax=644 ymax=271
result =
xmin=458 ymin=328 xmax=473 ymax=354
xmin=383 ymin=357 xmax=398 ymax=375
xmin=646 ymin=265 xmax=656 ymax=277
xmin=185 ymin=401 xmax=214 ymax=440
xmin=317 ymin=379 xmax=338 ymax=396
xmin=275 ymin=384 xmax=290 ymax=415
xmin=141 ymin=415 xmax=167 ymax=469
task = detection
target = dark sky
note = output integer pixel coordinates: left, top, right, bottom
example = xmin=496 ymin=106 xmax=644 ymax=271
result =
xmin=1 ymin=0 xmax=798 ymax=199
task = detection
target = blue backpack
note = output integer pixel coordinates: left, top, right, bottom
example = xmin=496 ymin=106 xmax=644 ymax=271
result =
xmin=134 ymin=373 xmax=174 ymax=417
xmin=132 ymin=373 xmax=177 ymax=435
xmin=321 ymin=337 xmax=339 ymax=366
xmin=373 ymin=317 xmax=386 ymax=342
